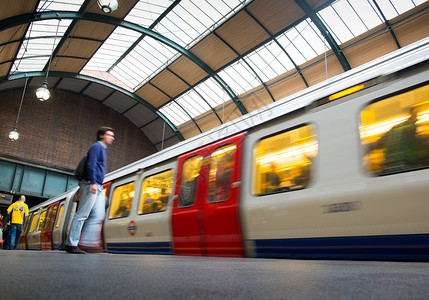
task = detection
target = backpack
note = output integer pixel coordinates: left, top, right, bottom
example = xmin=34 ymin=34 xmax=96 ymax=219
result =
xmin=74 ymin=155 xmax=87 ymax=181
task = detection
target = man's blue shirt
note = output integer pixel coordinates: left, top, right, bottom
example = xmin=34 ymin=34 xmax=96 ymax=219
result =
xmin=84 ymin=141 xmax=106 ymax=185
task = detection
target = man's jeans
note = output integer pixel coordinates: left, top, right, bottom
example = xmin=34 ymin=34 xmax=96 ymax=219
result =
xmin=9 ymin=223 xmax=23 ymax=250
xmin=65 ymin=181 xmax=105 ymax=247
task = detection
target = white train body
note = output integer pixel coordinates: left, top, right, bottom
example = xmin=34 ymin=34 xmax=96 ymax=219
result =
xmin=20 ymin=38 xmax=429 ymax=260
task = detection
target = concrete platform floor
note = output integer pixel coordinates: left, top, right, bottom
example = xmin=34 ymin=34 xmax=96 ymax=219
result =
xmin=1 ymin=250 xmax=429 ymax=300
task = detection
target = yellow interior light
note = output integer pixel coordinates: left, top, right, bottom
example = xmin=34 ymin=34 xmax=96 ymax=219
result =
xmin=329 ymin=84 xmax=365 ymax=101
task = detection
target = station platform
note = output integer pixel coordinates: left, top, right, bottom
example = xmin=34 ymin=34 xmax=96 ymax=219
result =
xmin=2 ymin=250 xmax=429 ymax=300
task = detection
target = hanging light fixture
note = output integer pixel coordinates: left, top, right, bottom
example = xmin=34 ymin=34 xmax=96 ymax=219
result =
xmin=36 ymin=19 xmax=61 ymax=101
xmin=97 ymin=0 xmax=119 ymax=13
xmin=9 ymin=78 xmax=29 ymax=141
xmin=35 ymin=79 xmax=50 ymax=101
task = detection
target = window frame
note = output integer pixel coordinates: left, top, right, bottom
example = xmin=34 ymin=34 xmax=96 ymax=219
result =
xmin=36 ymin=210 xmax=47 ymax=231
xmin=55 ymin=204 xmax=64 ymax=228
xmin=359 ymin=82 xmax=429 ymax=177
xmin=207 ymin=143 xmax=237 ymax=204
xmin=138 ymin=169 xmax=173 ymax=215
xmin=29 ymin=213 xmax=39 ymax=233
xmin=178 ymin=154 xmax=203 ymax=208
xmin=252 ymin=122 xmax=318 ymax=196
xmin=108 ymin=181 xmax=135 ymax=220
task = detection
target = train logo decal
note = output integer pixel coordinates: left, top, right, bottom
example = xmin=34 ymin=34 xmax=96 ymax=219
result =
xmin=128 ymin=220 xmax=137 ymax=236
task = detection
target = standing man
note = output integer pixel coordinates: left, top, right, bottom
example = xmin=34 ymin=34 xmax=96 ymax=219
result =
xmin=64 ymin=126 xmax=114 ymax=254
xmin=7 ymin=196 xmax=29 ymax=250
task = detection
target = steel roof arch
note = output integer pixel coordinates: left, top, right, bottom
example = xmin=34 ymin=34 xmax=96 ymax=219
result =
xmin=0 ymin=70 xmax=185 ymax=141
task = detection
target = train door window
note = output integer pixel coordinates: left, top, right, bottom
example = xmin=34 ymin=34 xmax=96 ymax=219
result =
xmin=138 ymin=170 xmax=173 ymax=214
xmin=43 ymin=207 xmax=53 ymax=230
xmin=55 ymin=204 xmax=64 ymax=228
xmin=23 ymin=213 xmax=32 ymax=233
xmin=253 ymin=124 xmax=318 ymax=195
xmin=360 ymin=85 xmax=429 ymax=175
xmin=108 ymin=182 xmax=135 ymax=219
xmin=29 ymin=214 xmax=39 ymax=233
xmin=208 ymin=144 xmax=236 ymax=203
xmin=179 ymin=155 xmax=202 ymax=207
xmin=37 ymin=211 xmax=47 ymax=231
xmin=46 ymin=205 xmax=58 ymax=230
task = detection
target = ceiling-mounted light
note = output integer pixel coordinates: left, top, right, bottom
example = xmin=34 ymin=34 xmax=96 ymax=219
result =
xmin=9 ymin=78 xmax=28 ymax=141
xmin=97 ymin=0 xmax=119 ymax=13
xmin=36 ymin=80 xmax=50 ymax=101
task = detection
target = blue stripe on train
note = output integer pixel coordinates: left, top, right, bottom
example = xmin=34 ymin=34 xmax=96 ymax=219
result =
xmin=106 ymin=241 xmax=173 ymax=255
xmin=253 ymin=234 xmax=429 ymax=261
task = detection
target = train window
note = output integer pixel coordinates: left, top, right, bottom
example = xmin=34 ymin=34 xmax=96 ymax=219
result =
xmin=29 ymin=214 xmax=39 ymax=233
xmin=55 ymin=204 xmax=64 ymax=228
xmin=179 ymin=155 xmax=202 ymax=207
xmin=37 ymin=211 xmax=47 ymax=231
xmin=23 ymin=213 xmax=32 ymax=233
xmin=108 ymin=182 xmax=135 ymax=219
xmin=253 ymin=124 xmax=318 ymax=195
xmin=138 ymin=170 xmax=173 ymax=215
xmin=208 ymin=144 xmax=236 ymax=203
xmin=46 ymin=205 xmax=58 ymax=230
xmin=360 ymin=85 xmax=429 ymax=175
xmin=43 ymin=208 xmax=53 ymax=230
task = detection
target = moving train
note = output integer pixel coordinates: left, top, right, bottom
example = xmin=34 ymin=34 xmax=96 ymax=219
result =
xmin=19 ymin=37 xmax=429 ymax=260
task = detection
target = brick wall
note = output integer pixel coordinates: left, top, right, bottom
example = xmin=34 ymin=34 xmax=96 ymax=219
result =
xmin=0 ymin=89 xmax=157 ymax=173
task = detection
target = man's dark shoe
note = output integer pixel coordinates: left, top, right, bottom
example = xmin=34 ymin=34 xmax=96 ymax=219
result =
xmin=64 ymin=244 xmax=86 ymax=254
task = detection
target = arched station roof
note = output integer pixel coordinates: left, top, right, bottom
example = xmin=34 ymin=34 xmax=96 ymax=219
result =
xmin=1 ymin=0 xmax=428 ymax=150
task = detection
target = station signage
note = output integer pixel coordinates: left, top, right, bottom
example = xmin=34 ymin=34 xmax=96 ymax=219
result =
xmin=0 ymin=193 xmax=13 ymax=205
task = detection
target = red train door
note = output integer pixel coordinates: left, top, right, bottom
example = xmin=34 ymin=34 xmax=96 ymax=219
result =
xmin=41 ymin=202 xmax=59 ymax=250
xmin=172 ymin=132 xmax=246 ymax=257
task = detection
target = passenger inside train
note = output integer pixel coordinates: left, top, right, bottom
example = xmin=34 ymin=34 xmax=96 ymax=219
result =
xmin=209 ymin=146 xmax=235 ymax=203
xmin=179 ymin=157 xmax=201 ymax=207
xmin=139 ymin=170 xmax=172 ymax=214
xmin=109 ymin=183 xmax=134 ymax=219
xmin=361 ymin=85 xmax=429 ymax=175
xmin=254 ymin=124 xmax=317 ymax=195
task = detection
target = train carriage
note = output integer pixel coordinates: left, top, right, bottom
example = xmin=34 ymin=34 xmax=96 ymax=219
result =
xmin=20 ymin=188 xmax=78 ymax=250
xmin=18 ymin=37 xmax=429 ymax=260
xmin=240 ymin=63 xmax=429 ymax=259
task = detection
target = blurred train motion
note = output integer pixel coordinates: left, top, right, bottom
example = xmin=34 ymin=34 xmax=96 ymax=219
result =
xmin=19 ymin=38 xmax=429 ymax=260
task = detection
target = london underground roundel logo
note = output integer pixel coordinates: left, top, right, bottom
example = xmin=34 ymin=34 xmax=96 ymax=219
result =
xmin=128 ymin=220 xmax=137 ymax=236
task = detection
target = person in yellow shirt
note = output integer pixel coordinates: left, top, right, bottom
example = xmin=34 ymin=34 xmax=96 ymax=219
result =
xmin=6 ymin=195 xmax=29 ymax=250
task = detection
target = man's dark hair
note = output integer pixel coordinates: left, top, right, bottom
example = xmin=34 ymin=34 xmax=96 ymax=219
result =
xmin=96 ymin=126 xmax=114 ymax=141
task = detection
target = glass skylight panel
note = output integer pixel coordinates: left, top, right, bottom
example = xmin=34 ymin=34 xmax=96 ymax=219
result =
xmin=218 ymin=60 xmax=261 ymax=95
xmin=318 ymin=0 xmax=382 ymax=44
xmin=11 ymin=19 xmax=72 ymax=74
xmin=124 ymin=0 xmax=174 ymax=27
xmin=332 ymin=1 xmax=369 ymax=37
xmin=37 ymin=0 xmax=85 ymax=12
xmin=317 ymin=5 xmax=354 ymax=44
xmin=194 ymin=78 xmax=226 ymax=107
xmin=109 ymin=36 xmax=179 ymax=89
xmin=84 ymin=27 xmax=141 ymax=73
xmin=155 ymin=8 xmax=199 ymax=47
xmin=154 ymin=0 xmax=248 ymax=48
xmin=372 ymin=0 xmax=425 ymax=19
xmin=160 ymin=102 xmax=190 ymax=126
xmin=317 ymin=0 xmax=424 ymax=45
xmin=276 ymin=19 xmax=328 ymax=66
xmin=245 ymin=41 xmax=293 ymax=82
xmin=350 ymin=1 xmax=383 ymax=29
xmin=176 ymin=90 xmax=212 ymax=118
